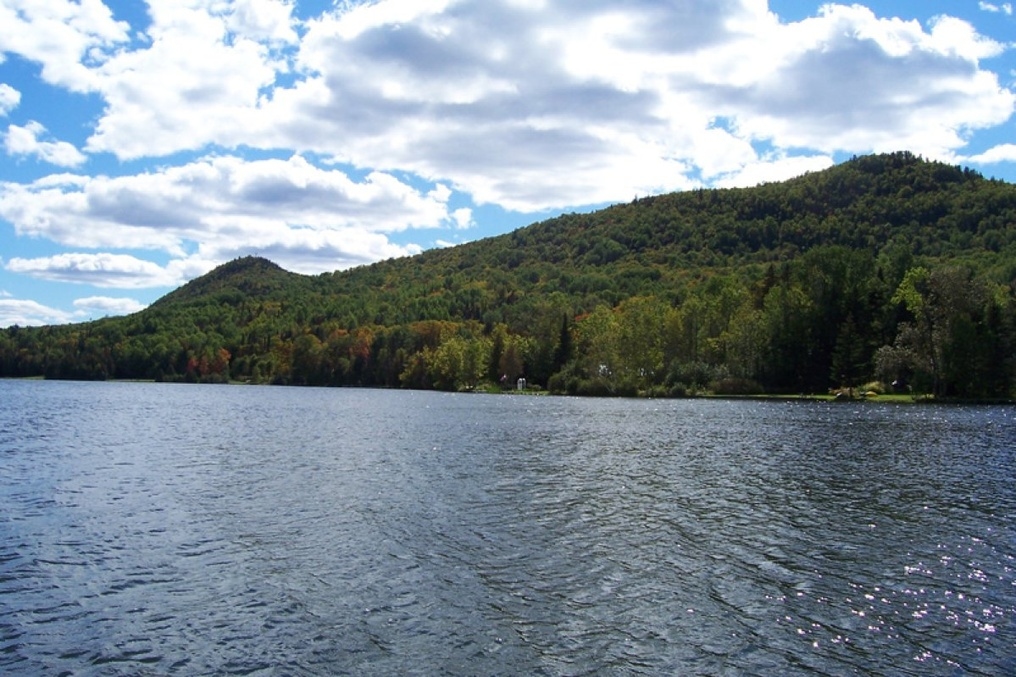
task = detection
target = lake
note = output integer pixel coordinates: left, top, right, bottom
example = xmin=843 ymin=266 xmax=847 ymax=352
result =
xmin=0 ymin=380 xmax=1013 ymax=675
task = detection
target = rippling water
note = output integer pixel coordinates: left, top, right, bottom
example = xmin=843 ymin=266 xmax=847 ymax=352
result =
xmin=1 ymin=380 xmax=1014 ymax=675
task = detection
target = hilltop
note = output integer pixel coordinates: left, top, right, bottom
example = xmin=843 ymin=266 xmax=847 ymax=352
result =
xmin=2 ymin=152 xmax=1014 ymax=398
xmin=151 ymin=256 xmax=304 ymax=307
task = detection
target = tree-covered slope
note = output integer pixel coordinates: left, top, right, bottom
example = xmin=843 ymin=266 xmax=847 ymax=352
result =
xmin=313 ymin=150 xmax=1015 ymax=323
xmin=2 ymin=152 xmax=1015 ymax=398
xmin=151 ymin=256 xmax=309 ymax=307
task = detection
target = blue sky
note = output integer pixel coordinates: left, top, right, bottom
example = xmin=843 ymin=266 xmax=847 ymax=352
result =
xmin=1 ymin=0 xmax=1014 ymax=327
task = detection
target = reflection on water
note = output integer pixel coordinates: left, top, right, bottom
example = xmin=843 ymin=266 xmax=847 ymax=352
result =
xmin=1 ymin=381 xmax=1014 ymax=675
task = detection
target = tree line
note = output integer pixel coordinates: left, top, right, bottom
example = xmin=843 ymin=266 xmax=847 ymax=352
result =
xmin=2 ymin=153 xmax=1014 ymax=399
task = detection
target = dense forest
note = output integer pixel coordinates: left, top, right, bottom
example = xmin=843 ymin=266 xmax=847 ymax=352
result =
xmin=2 ymin=152 xmax=1015 ymax=399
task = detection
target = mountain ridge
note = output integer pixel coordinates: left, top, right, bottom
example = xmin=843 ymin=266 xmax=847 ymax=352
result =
xmin=2 ymin=152 xmax=1014 ymax=398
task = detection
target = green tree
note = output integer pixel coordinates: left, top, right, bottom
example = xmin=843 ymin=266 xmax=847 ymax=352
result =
xmin=291 ymin=333 xmax=324 ymax=385
xmin=761 ymin=281 xmax=814 ymax=391
xmin=615 ymin=296 xmax=670 ymax=389
xmin=830 ymin=313 xmax=867 ymax=389
xmin=882 ymin=266 xmax=989 ymax=397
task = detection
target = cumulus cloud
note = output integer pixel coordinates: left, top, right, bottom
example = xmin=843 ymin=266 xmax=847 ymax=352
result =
xmin=85 ymin=2 xmax=294 ymax=158
xmin=712 ymin=154 xmax=836 ymax=188
xmin=0 ymin=0 xmax=130 ymax=92
xmin=979 ymin=2 xmax=1013 ymax=15
xmin=0 ymin=154 xmax=456 ymax=279
xmin=451 ymin=207 xmax=474 ymax=230
xmin=226 ymin=0 xmax=300 ymax=44
xmin=963 ymin=143 xmax=1016 ymax=164
xmin=0 ymin=298 xmax=73 ymax=327
xmin=701 ymin=6 xmax=1012 ymax=159
xmin=4 ymin=1 xmax=1013 ymax=213
xmin=5 ymin=121 xmax=87 ymax=167
xmin=4 ymin=252 xmax=190 ymax=288
xmin=73 ymin=295 xmax=148 ymax=317
xmin=74 ymin=1 xmax=1016 ymax=210
xmin=0 ymin=83 xmax=19 ymax=116
xmin=1 ymin=0 xmax=1015 ymax=298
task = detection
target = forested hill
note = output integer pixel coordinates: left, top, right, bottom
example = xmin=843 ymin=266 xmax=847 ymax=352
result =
xmin=2 ymin=151 xmax=1015 ymax=398
xmin=151 ymin=256 xmax=306 ymax=307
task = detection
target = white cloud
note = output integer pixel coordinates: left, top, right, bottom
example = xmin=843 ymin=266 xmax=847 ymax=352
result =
xmin=1 ymin=0 xmax=1015 ymax=302
xmin=194 ymin=229 xmax=423 ymax=275
xmin=451 ymin=207 xmax=474 ymax=229
xmin=73 ymin=295 xmax=147 ymax=317
xmin=0 ymin=83 xmax=19 ymax=116
xmin=979 ymin=2 xmax=1013 ymax=15
xmin=707 ymin=5 xmax=1013 ymax=160
xmin=963 ymin=143 xmax=1016 ymax=164
xmin=257 ymin=0 xmax=1016 ymax=208
xmin=0 ymin=0 xmax=130 ymax=92
xmin=926 ymin=14 xmax=1006 ymax=60
xmin=5 ymin=121 xmax=87 ymax=167
xmin=713 ymin=154 xmax=835 ymax=188
xmin=0 ymin=154 xmax=457 ymax=284
xmin=5 ymin=252 xmax=190 ymax=288
xmin=85 ymin=2 xmax=289 ymax=158
xmin=226 ymin=0 xmax=299 ymax=45
xmin=0 ymin=298 xmax=73 ymax=327
xmin=3 ymin=1 xmax=1009 ymax=213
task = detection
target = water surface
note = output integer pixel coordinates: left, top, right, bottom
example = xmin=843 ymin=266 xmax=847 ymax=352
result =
xmin=1 ymin=381 xmax=1013 ymax=674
